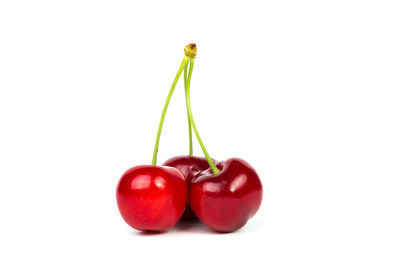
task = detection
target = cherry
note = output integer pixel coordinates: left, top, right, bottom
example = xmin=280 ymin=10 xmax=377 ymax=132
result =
xmin=161 ymin=44 xmax=220 ymax=220
xmin=116 ymin=44 xmax=197 ymax=231
xmin=181 ymin=54 xmax=263 ymax=232
xmin=190 ymin=158 xmax=263 ymax=232
xmin=116 ymin=43 xmax=263 ymax=233
xmin=116 ymin=165 xmax=187 ymax=231
xmin=163 ymin=155 xmax=216 ymax=219
xmin=163 ymin=156 xmax=215 ymax=184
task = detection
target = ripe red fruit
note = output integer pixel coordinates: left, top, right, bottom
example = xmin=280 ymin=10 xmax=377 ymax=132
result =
xmin=190 ymin=158 xmax=263 ymax=232
xmin=116 ymin=165 xmax=187 ymax=231
xmin=163 ymin=155 xmax=215 ymax=219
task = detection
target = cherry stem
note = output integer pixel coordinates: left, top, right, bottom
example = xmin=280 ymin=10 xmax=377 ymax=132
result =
xmin=151 ymin=56 xmax=190 ymax=165
xmin=184 ymin=58 xmax=220 ymax=174
xmin=184 ymin=63 xmax=193 ymax=155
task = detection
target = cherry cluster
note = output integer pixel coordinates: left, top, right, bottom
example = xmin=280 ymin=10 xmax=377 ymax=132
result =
xmin=116 ymin=44 xmax=263 ymax=233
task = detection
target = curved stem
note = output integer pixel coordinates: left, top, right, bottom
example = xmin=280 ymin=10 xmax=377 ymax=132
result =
xmin=184 ymin=64 xmax=193 ymax=156
xmin=185 ymin=58 xmax=220 ymax=174
xmin=152 ymin=56 xmax=190 ymax=165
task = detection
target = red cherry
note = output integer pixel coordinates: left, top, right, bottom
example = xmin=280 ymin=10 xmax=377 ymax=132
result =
xmin=163 ymin=155 xmax=216 ymax=184
xmin=163 ymin=155 xmax=216 ymax=220
xmin=116 ymin=165 xmax=187 ymax=231
xmin=190 ymin=158 xmax=263 ymax=232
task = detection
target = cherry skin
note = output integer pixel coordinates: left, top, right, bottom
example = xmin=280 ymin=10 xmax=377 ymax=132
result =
xmin=190 ymin=158 xmax=263 ymax=232
xmin=163 ymin=155 xmax=216 ymax=220
xmin=116 ymin=165 xmax=187 ymax=231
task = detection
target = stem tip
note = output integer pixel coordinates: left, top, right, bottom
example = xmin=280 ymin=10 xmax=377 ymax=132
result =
xmin=184 ymin=43 xmax=197 ymax=58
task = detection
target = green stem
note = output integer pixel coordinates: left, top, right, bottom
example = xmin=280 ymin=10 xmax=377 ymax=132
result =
xmin=184 ymin=63 xmax=193 ymax=155
xmin=185 ymin=58 xmax=220 ymax=174
xmin=151 ymin=56 xmax=190 ymax=165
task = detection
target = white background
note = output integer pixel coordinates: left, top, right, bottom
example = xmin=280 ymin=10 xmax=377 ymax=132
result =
xmin=0 ymin=0 xmax=399 ymax=266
